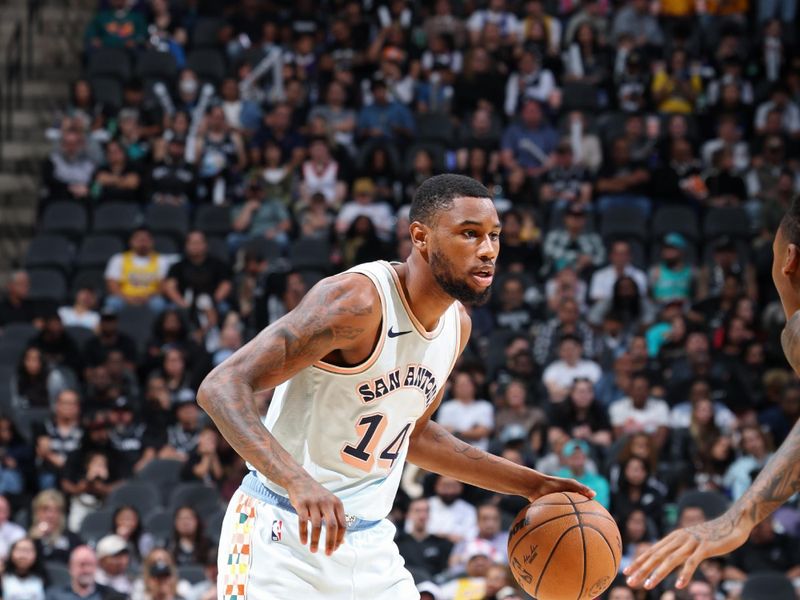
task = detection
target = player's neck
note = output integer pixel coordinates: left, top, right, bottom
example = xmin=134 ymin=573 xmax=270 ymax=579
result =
xmin=396 ymin=255 xmax=454 ymax=331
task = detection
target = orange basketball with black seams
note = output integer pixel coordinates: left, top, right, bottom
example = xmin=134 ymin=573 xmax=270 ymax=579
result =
xmin=507 ymin=492 xmax=622 ymax=600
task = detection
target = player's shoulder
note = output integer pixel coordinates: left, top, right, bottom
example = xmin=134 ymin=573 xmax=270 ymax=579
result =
xmin=301 ymin=271 xmax=382 ymax=324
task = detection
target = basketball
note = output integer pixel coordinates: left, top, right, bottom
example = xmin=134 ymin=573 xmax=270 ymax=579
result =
xmin=507 ymin=492 xmax=622 ymax=600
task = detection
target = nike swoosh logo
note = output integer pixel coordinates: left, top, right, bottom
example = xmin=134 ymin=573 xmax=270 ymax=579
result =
xmin=387 ymin=326 xmax=412 ymax=338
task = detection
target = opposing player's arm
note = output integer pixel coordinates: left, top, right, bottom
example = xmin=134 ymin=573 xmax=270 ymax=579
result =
xmin=406 ymin=305 xmax=594 ymax=500
xmin=197 ymin=273 xmax=381 ymax=554
xmin=625 ymin=310 xmax=800 ymax=589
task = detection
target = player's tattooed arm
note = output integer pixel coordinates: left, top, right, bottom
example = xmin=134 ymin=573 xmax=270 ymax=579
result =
xmin=625 ymin=312 xmax=800 ymax=589
xmin=197 ymin=274 xmax=380 ymax=554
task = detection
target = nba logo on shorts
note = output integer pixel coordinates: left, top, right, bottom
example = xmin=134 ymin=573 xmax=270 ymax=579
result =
xmin=271 ymin=520 xmax=283 ymax=542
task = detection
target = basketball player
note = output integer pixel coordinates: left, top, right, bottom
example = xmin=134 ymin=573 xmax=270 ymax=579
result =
xmin=624 ymin=199 xmax=800 ymax=590
xmin=197 ymin=174 xmax=594 ymax=599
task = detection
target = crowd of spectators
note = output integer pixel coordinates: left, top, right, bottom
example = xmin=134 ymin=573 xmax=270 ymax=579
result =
xmin=1 ymin=0 xmax=800 ymax=598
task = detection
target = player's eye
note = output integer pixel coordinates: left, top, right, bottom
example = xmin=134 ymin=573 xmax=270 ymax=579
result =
xmin=463 ymin=230 xmax=477 ymax=239
xmin=489 ymin=232 xmax=500 ymax=241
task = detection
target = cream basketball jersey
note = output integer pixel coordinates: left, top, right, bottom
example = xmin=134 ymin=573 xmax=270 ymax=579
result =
xmin=253 ymin=260 xmax=461 ymax=520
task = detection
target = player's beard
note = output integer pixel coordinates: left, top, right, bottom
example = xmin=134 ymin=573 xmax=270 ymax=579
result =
xmin=429 ymin=249 xmax=492 ymax=306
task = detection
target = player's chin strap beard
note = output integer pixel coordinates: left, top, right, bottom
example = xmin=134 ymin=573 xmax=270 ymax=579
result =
xmin=781 ymin=309 xmax=800 ymax=373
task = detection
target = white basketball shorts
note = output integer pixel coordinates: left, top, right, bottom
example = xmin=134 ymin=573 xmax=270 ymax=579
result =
xmin=217 ymin=476 xmax=419 ymax=600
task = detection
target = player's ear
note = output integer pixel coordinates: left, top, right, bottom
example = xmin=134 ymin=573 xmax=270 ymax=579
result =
xmin=783 ymin=244 xmax=800 ymax=276
xmin=409 ymin=221 xmax=429 ymax=255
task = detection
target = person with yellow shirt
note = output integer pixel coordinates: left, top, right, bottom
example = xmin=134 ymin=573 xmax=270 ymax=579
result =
xmin=104 ymin=227 xmax=170 ymax=313
xmin=651 ymin=49 xmax=703 ymax=114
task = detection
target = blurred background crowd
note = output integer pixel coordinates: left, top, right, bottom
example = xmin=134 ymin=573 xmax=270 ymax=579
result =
xmin=1 ymin=0 xmax=800 ymax=598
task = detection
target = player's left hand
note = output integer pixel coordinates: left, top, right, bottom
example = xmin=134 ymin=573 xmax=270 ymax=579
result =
xmin=526 ymin=473 xmax=596 ymax=502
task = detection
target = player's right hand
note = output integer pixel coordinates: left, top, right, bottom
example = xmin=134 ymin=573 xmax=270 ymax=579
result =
xmin=287 ymin=477 xmax=347 ymax=556
xmin=623 ymin=516 xmax=750 ymax=589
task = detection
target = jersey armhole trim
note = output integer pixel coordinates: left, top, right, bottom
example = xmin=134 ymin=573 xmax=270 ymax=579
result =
xmin=312 ymin=270 xmax=388 ymax=375
xmin=446 ymin=305 xmax=462 ymax=376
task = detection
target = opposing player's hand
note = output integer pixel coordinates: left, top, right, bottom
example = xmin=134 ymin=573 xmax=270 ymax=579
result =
xmin=623 ymin=517 xmax=750 ymax=589
xmin=527 ymin=473 xmax=596 ymax=502
xmin=287 ymin=477 xmax=347 ymax=555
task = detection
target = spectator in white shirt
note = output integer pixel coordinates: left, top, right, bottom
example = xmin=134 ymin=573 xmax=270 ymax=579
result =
xmin=335 ymin=178 xmax=395 ymax=240
xmin=0 ymin=495 xmax=25 ymax=562
xmin=427 ymin=476 xmax=478 ymax=544
xmin=542 ymin=335 xmax=602 ymax=403
xmin=589 ymin=240 xmax=648 ymax=302
xmin=436 ymin=372 xmax=495 ymax=451
xmin=466 ymin=0 xmax=520 ymax=45
xmin=58 ymin=287 xmax=100 ymax=332
xmin=609 ymin=372 xmax=670 ymax=449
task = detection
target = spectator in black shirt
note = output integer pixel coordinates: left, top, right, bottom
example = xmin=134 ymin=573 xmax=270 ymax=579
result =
xmin=539 ymin=141 xmax=593 ymax=212
xmin=107 ymin=396 xmax=147 ymax=477
xmin=395 ymin=497 xmax=453 ymax=579
xmin=148 ymin=134 xmax=197 ymax=206
xmin=163 ymin=231 xmax=233 ymax=315
xmin=0 ymin=271 xmax=41 ymax=327
xmin=496 ymin=209 xmax=542 ymax=276
xmin=32 ymin=389 xmax=83 ymax=491
xmin=727 ymin=518 xmax=800 ymax=581
xmin=32 ymin=314 xmax=83 ymax=378
xmin=150 ymin=390 xmax=201 ymax=463
xmin=90 ymin=139 xmax=142 ymax=204
xmin=492 ymin=275 xmax=536 ymax=333
xmin=180 ymin=426 xmax=223 ymax=486
xmin=14 ymin=347 xmax=54 ymax=410
xmin=595 ymin=137 xmax=652 ymax=217
xmin=83 ymin=311 xmax=138 ymax=369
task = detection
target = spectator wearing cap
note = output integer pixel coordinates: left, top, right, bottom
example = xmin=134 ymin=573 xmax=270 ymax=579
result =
xmin=107 ymin=396 xmax=147 ymax=476
xmin=84 ymin=311 xmax=138 ymax=369
xmin=438 ymin=539 xmax=496 ymax=600
xmin=229 ymin=176 xmax=292 ymax=254
xmin=336 ymin=178 xmax=395 ymax=240
xmin=163 ymin=231 xmax=233 ymax=315
xmin=609 ymin=372 xmax=670 ymax=449
xmin=556 ymin=439 xmax=611 ymax=508
xmin=427 ymin=477 xmax=478 ymax=544
xmin=542 ymin=203 xmax=606 ymax=276
xmin=132 ymin=548 xmax=187 ymax=600
xmin=436 ymin=372 xmax=494 ymax=451
xmin=90 ymin=139 xmax=142 ymax=204
xmin=32 ymin=389 xmax=83 ymax=491
xmin=501 ymin=100 xmax=558 ymax=179
xmin=396 ymin=498 xmax=453 ymax=579
xmin=104 ymin=227 xmax=169 ymax=314
xmin=94 ymin=535 xmax=132 ymax=596
xmin=589 ymin=240 xmax=648 ymax=303
xmin=148 ymin=133 xmax=197 ymax=206
xmin=542 ymin=335 xmax=602 ymax=403
xmin=649 ymin=233 xmax=695 ymax=305
xmin=356 ymin=78 xmax=415 ymax=142
xmin=149 ymin=389 xmax=201 ymax=463
xmin=450 ymin=503 xmax=508 ymax=571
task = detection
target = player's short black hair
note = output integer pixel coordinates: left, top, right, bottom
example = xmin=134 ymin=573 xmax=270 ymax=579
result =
xmin=409 ymin=174 xmax=491 ymax=225
xmin=780 ymin=196 xmax=800 ymax=246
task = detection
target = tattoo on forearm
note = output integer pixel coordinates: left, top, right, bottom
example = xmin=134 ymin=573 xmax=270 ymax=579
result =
xmin=197 ymin=279 xmax=372 ymax=487
xmin=430 ymin=427 xmax=502 ymax=464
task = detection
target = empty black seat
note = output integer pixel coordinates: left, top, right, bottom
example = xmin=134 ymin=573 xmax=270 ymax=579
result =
xmin=186 ymin=49 xmax=226 ymax=87
xmin=40 ymin=201 xmax=88 ymax=239
xmin=136 ymin=50 xmax=178 ymax=83
xmin=144 ymin=508 xmax=172 ymax=544
xmin=169 ymin=482 xmax=222 ymax=516
xmin=71 ymin=268 xmax=106 ymax=296
xmin=651 ymin=206 xmax=700 ymax=242
xmin=77 ymin=234 xmax=124 ymax=269
xmin=153 ymin=234 xmax=179 ymax=255
xmin=0 ymin=340 xmax=27 ymax=368
xmin=191 ymin=18 xmax=225 ymax=48
xmin=28 ymin=269 xmax=68 ymax=303
xmin=145 ymin=204 xmax=189 ymax=241
xmin=561 ymin=82 xmax=600 ymax=113
xmin=289 ymin=237 xmax=331 ymax=271
xmin=206 ymin=236 xmax=229 ymax=262
xmin=116 ymin=305 xmax=156 ymax=353
xmin=107 ymin=481 xmax=163 ymax=515
xmin=600 ymin=206 xmax=647 ymax=241
xmin=243 ymin=238 xmax=283 ymax=261
xmin=177 ymin=564 xmax=206 ymax=584
xmin=25 ymin=235 xmax=73 ymax=273
xmin=93 ymin=202 xmax=142 ymax=237
xmin=194 ymin=205 xmax=232 ymax=237
xmin=415 ymin=113 xmax=455 ymax=146
xmin=65 ymin=325 xmax=96 ymax=351
xmin=703 ymin=206 xmax=752 ymax=239
xmin=135 ymin=459 xmax=184 ymax=503
xmin=78 ymin=508 xmax=114 ymax=544
xmin=741 ymin=572 xmax=795 ymax=600
xmin=2 ymin=322 xmax=39 ymax=344
xmin=87 ymin=48 xmax=132 ymax=82
xmin=90 ymin=77 xmax=123 ymax=112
